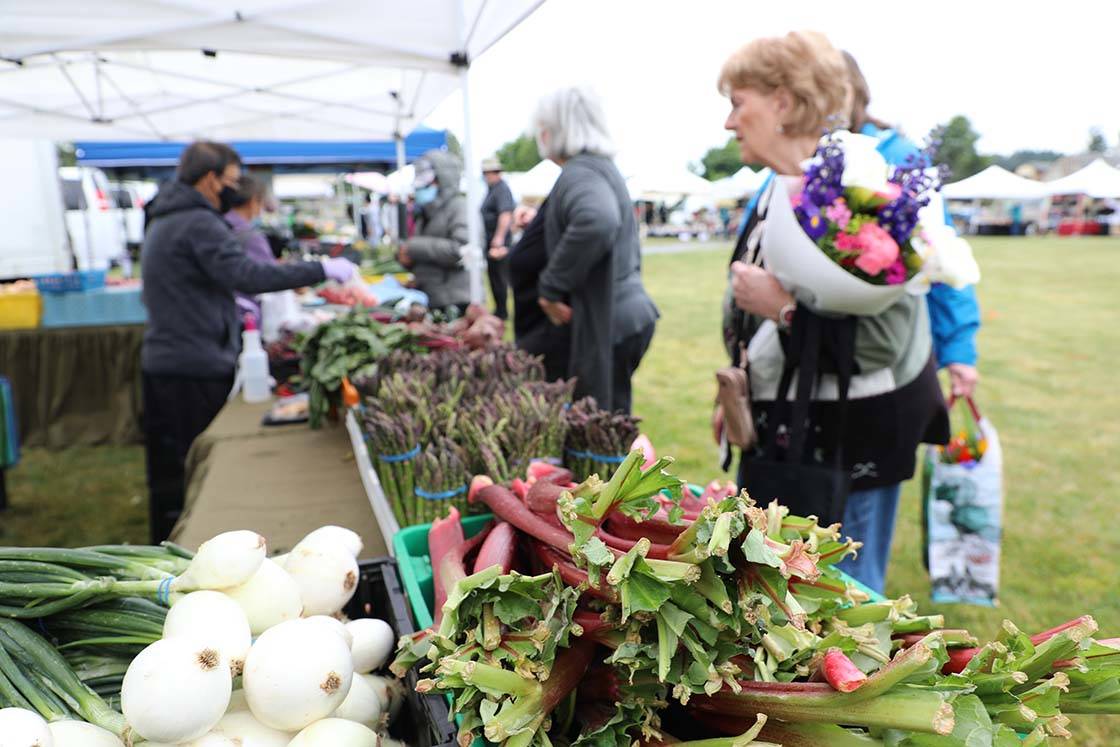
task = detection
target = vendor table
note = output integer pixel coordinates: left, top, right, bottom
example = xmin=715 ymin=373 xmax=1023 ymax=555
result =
xmin=172 ymin=398 xmax=388 ymax=557
xmin=0 ymin=325 xmax=143 ymax=448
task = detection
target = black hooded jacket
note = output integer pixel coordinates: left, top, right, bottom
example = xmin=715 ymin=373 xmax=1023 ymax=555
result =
xmin=141 ymin=180 xmax=325 ymax=378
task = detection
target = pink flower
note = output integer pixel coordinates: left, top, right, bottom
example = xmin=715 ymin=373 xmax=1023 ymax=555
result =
xmin=852 ymin=223 xmax=900 ymax=276
xmin=835 ymin=232 xmax=861 ymax=253
xmin=825 ymin=198 xmax=851 ymax=229
xmin=886 ymin=259 xmax=908 ymax=285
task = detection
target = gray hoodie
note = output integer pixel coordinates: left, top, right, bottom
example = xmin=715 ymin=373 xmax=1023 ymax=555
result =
xmin=407 ymin=150 xmax=471 ymax=311
xmin=141 ymin=180 xmax=325 ymax=378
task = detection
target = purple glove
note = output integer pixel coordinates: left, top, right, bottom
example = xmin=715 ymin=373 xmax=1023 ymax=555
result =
xmin=321 ymin=257 xmax=359 ymax=284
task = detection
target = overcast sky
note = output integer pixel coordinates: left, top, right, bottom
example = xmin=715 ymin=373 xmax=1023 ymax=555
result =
xmin=425 ymin=0 xmax=1120 ymax=173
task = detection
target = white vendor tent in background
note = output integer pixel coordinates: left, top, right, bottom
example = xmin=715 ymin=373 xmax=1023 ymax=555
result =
xmin=626 ymin=168 xmax=714 ymax=202
xmin=941 ymin=165 xmax=1045 ymax=201
xmin=1043 ymin=159 xmax=1120 ymax=198
xmin=711 ymin=166 xmax=768 ymax=202
xmin=0 ymin=0 xmax=548 ymax=302
xmin=506 ymin=158 xmax=561 ymax=201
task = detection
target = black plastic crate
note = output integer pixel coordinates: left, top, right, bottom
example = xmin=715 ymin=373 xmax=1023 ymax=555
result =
xmin=345 ymin=557 xmax=456 ymax=747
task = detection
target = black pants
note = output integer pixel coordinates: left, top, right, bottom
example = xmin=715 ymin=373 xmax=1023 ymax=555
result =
xmin=487 ymin=253 xmax=510 ymax=320
xmin=143 ymin=373 xmax=233 ymax=543
xmin=611 ymin=322 xmax=656 ymax=415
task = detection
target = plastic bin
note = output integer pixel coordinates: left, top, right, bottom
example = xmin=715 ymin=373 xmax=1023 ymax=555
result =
xmin=343 ymin=557 xmax=456 ymax=747
xmin=33 ymin=269 xmax=107 ymax=293
xmin=394 ymin=513 xmax=885 ymax=631
xmin=40 ymin=286 xmax=146 ymax=328
xmin=0 ymin=291 xmax=41 ymax=329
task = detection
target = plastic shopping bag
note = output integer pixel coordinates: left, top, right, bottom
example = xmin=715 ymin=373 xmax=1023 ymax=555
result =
xmin=922 ymin=397 xmax=1002 ymax=606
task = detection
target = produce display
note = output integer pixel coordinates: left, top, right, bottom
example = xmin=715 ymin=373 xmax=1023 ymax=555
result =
xmin=357 ymin=345 xmax=575 ymax=528
xmin=392 ymin=452 xmax=1120 ymax=746
xmin=0 ymin=527 xmax=408 ymax=746
xmin=562 ymin=397 xmax=642 ymax=480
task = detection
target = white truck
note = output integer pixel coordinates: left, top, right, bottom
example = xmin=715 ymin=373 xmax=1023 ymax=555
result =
xmin=0 ymin=140 xmax=131 ymax=281
xmin=0 ymin=140 xmax=72 ymax=280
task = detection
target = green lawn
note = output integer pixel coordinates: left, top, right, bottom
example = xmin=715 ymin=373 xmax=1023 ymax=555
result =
xmin=633 ymin=236 xmax=1120 ymax=746
xmin=4 ymin=235 xmax=1119 ymax=743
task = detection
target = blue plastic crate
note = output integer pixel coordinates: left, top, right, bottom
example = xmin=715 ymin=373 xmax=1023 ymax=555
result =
xmin=34 ymin=270 xmax=107 ymax=294
xmin=40 ymin=286 xmax=146 ymax=328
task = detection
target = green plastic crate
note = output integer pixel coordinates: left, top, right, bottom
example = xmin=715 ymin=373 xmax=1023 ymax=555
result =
xmin=393 ymin=512 xmax=886 ymax=632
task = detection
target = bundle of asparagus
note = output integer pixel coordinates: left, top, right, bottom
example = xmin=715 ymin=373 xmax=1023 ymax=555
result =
xmin=563 ymin=397 xmax=642 ymax=479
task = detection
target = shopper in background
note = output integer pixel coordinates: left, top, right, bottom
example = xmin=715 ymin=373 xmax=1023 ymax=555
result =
xmin=480 ymin=156 xmax=516 ymax=319
xmin=381 ymin=193 xmax=401 ymax=245
xmin=225 ymin=174 xmax=275 ymax=326
xmin=532 ymin=86 xmax=659 ymax=413
xmin=397 ymin=150 xmax=471 ymax=314
xmin=843 ymin=51 xmax=981 ymax=399
xmin=141 ymin=141 xmax=358 ymax=543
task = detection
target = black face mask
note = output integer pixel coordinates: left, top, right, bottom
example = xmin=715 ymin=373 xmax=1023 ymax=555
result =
xmin=218 ymin=185 xmax=237 ymax=214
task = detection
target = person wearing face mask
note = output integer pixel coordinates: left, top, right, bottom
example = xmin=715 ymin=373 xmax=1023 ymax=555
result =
xmin=141 ymin=141 xmax=358 ymax=543
xmin=396 ymin=150 xmax=471 ymax=314
xmin=225 ymin=174 xmax=276 ymax=326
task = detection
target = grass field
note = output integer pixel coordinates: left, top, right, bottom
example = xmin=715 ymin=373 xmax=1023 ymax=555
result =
xmin=3 ymin=235 xmax=1119 ymax=743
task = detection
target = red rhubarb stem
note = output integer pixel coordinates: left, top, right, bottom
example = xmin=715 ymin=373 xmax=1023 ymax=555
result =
xmin=473 ymin=521 xmax=518 ymax=575
xmin=821 ymin=648 xmax=867 ymax=693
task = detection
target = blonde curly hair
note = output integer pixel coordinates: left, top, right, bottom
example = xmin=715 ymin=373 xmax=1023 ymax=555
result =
xmin=718 ymin=31 xmax=852 ymax=136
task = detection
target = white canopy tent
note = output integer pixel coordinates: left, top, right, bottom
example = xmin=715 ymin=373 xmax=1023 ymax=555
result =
xmin=1043 ymin=159 xmax=1120 ymax=198
xmin=626 ymin=168 xmax=715 ymax=202
xmin=0 ymin=0 xmax=548 ymax=302
xmin=506 ymin=158 xmax=561 ymax=201
xmin=711 ymin=166 xmax=768 ymax=202
xmin=941 ymin=165 xmax=1045 ymax=201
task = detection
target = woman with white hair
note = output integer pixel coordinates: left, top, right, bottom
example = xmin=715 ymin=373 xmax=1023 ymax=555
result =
xmin=529 ymin=86 xmax=659 ymax=413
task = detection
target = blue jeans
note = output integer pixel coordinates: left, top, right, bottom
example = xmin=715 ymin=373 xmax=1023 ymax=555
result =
xmin=836 ymin=483 xmax=902 ymax=595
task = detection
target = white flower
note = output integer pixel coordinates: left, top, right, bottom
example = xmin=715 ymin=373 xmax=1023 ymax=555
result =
xmin=831 ymin=131 xmax=893 ymax=194
xmin=912 ymin=221 xmax=981 ymax=289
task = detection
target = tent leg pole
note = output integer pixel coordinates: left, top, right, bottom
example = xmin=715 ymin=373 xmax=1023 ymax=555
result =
xmin=458 ymin=0 xmax=484 ymax=307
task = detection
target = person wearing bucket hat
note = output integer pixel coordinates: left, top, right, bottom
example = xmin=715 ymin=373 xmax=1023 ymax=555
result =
xmin=480 ymin=155 xmax=515 ymax=319
xmin=397 ymin=150 xmax=470 ymax=313
xmin=714 ymin=32 xmax=949 ymax=594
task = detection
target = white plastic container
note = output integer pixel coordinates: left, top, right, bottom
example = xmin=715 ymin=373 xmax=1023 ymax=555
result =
xmin=239 ymin=317 xmax=272 ymax=403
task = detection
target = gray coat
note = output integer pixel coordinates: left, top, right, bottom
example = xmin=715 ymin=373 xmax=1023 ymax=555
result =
xmin=408 ymin=150 xmax=470 ymax=311
xmin=539 ymin=154 xmax=659 ymax=409
xmin=141 ymin=180 xmax=325 ymax=378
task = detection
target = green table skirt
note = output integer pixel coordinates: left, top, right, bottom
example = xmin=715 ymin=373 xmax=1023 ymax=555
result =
xmin=0 ymin=325 xmax=144 ymax=449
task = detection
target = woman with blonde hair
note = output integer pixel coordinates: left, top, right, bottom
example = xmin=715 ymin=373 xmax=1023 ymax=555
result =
xmin=715 ymin=31 xmax=948 ymax=593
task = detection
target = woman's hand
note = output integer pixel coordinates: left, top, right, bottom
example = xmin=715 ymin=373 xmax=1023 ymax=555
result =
xmin=538 ymin=297 xmax=572 ymax=326
xmin=730 ymin=261 xmax=793 ymax=321
xmin=947 ymin=363 xmax=979 ymax=398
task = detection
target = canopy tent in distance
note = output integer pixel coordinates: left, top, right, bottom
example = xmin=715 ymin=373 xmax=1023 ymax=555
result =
xmin=1043 ymin=159 xmax=1120 ymax=199
xmin=941 ymin=165 xmax=1045 ymax=201
xmin=0 ymin=0 xmax=549 ymax=302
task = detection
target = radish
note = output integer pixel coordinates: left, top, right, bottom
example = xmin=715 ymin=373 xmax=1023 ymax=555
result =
xmin=163 ymin=591 xmax=252 ymax=675
xmin=224 ymin=558 xmax=303 ymax=635
xmin=0 ymin=708 xmax=52 ymax=747
xmin=146 ymin=735 xmax=238 ymax=747
xmin=243 ymin=619 xmax=354 ymax=731
xmin=47 ymin=721 xmax=124 ymax=747
xmin=297 ymin=526 xmax=363 ymax=559
xmin=285 ymin=543 xmax=360 ymax=616
xmin=304 ymin=615 xmax=354 ymax=647
xmin=174 ymin=530 xmax=267 ymax=592
xmin=346 ymin=618 xmax=395 ymax=673
xmin=212 ymin=711 xmax=293 ymax=746
xmin=121 ymin=638 xmax=232 ymax=743
xmin=331 ymin=671 xmax=384 ymax=729
xmin=288 ymin=719 xmax=379 ymax=746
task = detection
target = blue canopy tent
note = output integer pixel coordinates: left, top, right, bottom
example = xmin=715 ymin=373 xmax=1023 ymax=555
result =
xmin=73 ymin=126 xmax=447 ymax=175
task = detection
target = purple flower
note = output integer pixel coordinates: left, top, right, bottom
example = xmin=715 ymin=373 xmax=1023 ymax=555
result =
xmin=796 ymin=201 xmax=828 ymax=241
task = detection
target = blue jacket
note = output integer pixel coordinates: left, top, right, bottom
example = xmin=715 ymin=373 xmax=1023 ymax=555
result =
xmin=738 ymin=129 xmax=980 ymax=367
xmin=861 ymin=124 xmax=979 ymax=366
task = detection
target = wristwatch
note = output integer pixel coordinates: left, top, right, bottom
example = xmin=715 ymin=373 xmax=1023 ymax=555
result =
xmin=777 ymin=300 xmax=797 ymax=331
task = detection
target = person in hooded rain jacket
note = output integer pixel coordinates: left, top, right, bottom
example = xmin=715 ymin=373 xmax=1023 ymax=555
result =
xmin=398 ymin=150 xmax=471 ymax=314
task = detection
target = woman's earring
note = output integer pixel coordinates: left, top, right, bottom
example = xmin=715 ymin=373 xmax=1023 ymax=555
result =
xmin=776 ymin=124 xmax=785 ymax=134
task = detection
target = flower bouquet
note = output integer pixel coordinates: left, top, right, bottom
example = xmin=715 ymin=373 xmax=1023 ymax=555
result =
xmin=761 ymin=130 xmax=980 ymax=315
